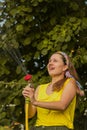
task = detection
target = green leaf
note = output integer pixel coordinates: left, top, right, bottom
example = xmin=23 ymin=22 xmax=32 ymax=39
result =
xmin=32 ymin=1 xmax=38 ymax=6
xmin=38 ymin=0 xmax=43 ymax=2
xmin=65 ymin=35 xmax=71 ymax=42
xmin=35 ymin=33 xmax=40 ymax=39
xmin=25 ymin=15 xmax=33 ymax=22
xmin=0 ymin=112 xmax=6 ymax=120
xmin=20 ymin=0 xmax=26 ymax=2
xmin=41 ymin=48 xmax=48 ymax=55
xmin=82 ymin=18 xmax=87 ymax=29
xmin=70 ymin=2 xmax=79 ymax=11
xmin=62 ymin=44 xmax=68 ymax=50
xmin=57 ymin=36 xmax=65 ymax=42
xmin=16 ymin=24 xmax=23 ymax=32
xmin=14 ymin=98 xmax=20 ymax=105
xmin=4 ymin=21 xmax=11 ymax=28
xmin=10 ymin=9 xmax=18 ymax=16
xmin=23 ymin=37 xmax=31 ymax=45
xmin=34 ymin=51 xmax=40 ymax=59
xmin=37 ymin=40 xmax=48 ymax=50
xmin=16 ymin=65 xmax=22 ymax=74
xmin=83 ymin=55 xmax=87 ymax=63
xmin=69 ymin=17 xmax=76 ymax=23
xmin=50 ymin=17 xmax=56 ymax=25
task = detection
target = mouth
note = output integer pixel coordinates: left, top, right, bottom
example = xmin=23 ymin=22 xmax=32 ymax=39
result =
xmin=48 ymin=67 xmax=55 ymax=71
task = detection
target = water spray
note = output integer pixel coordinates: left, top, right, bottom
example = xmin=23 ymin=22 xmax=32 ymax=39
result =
xmin=4 ymin=44 xmax=28 ymax=75
xmin=3 ymin=43 xmax=32 ymax=130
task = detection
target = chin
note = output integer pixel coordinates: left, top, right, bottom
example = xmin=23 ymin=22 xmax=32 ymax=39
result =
xmin=49 ymin=73 xmax=55 ymax=77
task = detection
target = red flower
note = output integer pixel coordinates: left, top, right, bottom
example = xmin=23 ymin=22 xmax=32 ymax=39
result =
xmin=24 ymin=74 xmax=32 ymax=81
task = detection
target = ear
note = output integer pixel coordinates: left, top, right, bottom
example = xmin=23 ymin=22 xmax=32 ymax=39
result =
xmin=63 ymin=65 xmax=68 ymax=71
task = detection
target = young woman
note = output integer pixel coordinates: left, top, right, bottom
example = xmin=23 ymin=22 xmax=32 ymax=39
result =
xmin=22 ymin=51 xmax=84 ymax=130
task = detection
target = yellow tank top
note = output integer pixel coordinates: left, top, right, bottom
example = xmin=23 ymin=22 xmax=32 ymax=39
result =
xmin=35 ymin=78 xmax=76 ymax=129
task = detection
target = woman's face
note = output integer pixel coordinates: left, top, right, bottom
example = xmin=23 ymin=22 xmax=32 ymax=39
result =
xmin=47 ymin=53 xmax=68 ymax=77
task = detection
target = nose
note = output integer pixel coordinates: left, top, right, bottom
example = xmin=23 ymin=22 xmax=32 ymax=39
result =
xmin=48 ymin=61 xmax=54 ymax=67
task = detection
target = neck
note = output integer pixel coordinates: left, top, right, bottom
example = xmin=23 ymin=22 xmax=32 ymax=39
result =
xmin=51 ymin=75 xmax=65 ymax=85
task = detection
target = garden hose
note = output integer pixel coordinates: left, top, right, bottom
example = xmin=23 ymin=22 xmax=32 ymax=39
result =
xmin=25 ymin=97 xmax=30 ymax=130
xmin=24 ymin=74 xmax=32 ymax=130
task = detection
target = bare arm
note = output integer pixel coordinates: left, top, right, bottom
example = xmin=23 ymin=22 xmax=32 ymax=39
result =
xmin=31 ymin=79 xmax=77 ymax=111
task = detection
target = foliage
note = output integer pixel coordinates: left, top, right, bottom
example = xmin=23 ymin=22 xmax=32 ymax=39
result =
xmin=0 ymin=0 xmax=87 ymax=129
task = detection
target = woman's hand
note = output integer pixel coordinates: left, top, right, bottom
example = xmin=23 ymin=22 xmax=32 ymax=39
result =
xmin=22 ymin=84 xmax=36 ymax=103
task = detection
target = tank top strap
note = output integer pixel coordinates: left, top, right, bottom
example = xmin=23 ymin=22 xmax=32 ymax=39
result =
xmin=63 ymin=78 xmax=72 ymax=88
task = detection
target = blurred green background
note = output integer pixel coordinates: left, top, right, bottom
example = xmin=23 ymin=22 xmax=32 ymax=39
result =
xmin=0 ymin=0 xmax=87 ymax=129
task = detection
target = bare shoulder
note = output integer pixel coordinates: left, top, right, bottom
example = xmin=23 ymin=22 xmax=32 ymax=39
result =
xmin=64 ymin=78 xmax=77 ymax=92
xmin=67 ymin=78 xmax=76 ymax=86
